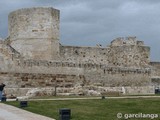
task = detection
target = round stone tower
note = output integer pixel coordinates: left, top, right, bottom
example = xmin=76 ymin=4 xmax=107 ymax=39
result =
xmin=8 ymin=7 xmax=60 ymax=60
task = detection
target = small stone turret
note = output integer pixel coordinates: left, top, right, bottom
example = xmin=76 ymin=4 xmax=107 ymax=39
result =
xmin=111 ymin=36 xmax=144 ymax=46
xmin=8 ymin=7 xmax=60 ymax=60
xmin=109 ymin=36 xmax=150 ymax=67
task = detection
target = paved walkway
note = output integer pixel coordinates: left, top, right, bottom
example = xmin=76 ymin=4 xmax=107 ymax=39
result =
xmin=0 ymin=103 xmax=55 ymax=120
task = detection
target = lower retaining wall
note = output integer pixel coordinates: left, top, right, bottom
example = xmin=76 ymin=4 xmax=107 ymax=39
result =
xmin=4 ymin=86 xmax=155 ymax=98
xmin=124 ymin=86 xmax=155 ymax=95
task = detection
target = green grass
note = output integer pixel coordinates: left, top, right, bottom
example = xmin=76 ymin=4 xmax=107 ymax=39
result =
xmin=5 ymin=98 xmax=160 ymax=120
xmin=26 ymin=93 xmax=160 ymax=99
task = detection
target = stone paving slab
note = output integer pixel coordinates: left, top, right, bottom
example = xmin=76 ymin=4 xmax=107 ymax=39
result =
xmin=0 ymin=103 xmax=55 ymax=120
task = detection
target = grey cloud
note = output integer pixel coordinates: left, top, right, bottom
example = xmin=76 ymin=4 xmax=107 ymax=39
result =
xmin=0 ymin=0 xmax=160 ymax=61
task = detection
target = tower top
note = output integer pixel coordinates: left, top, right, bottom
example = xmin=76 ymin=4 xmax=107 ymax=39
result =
xmin=9 ymin=7 xmax=60 ymax=40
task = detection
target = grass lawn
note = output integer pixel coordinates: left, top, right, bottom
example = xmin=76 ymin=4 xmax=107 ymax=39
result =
xmin=6 ymin=98 xmax=160 ymax=120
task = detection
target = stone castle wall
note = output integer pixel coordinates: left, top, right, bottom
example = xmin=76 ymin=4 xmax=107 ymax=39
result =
xmin=0 ymin=7 xmax=158 ymax=96
xmin=0 ymin=60 xmax=152 ymax=96
xmin=60 ymin=38 xmax=150 ymax=68
xmin=150 ymin=62 xmax=160 ymax=88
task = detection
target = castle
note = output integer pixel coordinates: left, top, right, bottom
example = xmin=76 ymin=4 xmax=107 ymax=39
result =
xmin=0 ymin=7 xmax=160 ymax=97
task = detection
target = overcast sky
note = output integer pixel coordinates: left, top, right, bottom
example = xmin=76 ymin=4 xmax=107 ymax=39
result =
xmin=0 ymin=0 xmax=160 ymax=61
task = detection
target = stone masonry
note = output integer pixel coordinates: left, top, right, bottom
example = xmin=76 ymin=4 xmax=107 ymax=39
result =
xmin=0 ymin=7 xmax=159 ymax=97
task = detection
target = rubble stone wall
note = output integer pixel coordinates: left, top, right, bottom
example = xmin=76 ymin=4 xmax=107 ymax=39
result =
xmin=150 ymin=62 xmax=160 ymax=88
xmin=60 ymin=40 xmax=150 ymax=68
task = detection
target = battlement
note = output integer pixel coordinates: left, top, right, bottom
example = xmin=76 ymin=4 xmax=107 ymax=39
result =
xmin=111 ymin=36 xmax=144 ymax=46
